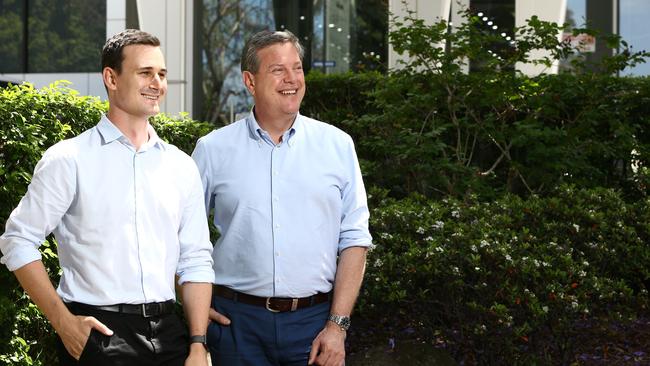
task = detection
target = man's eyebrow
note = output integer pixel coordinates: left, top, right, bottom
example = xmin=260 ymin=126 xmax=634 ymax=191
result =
xmin=137 ymin=66 xmax=167 ymax=73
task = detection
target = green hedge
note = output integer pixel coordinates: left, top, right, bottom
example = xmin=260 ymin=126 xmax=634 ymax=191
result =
xmin=303 ymin=72 xmax=650 ymax=201
xmin=363 ymin=186 xmax=650 ymax=364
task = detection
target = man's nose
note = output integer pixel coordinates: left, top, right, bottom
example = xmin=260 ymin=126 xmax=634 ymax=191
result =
xmin=150 ymin=74 xmax=164 ymax=89
xmin=284 ymin=69 xmax=298 ymax=83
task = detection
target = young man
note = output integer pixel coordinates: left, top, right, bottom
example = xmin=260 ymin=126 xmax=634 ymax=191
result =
xmin=0 ymin=29 xmax=214 ymax=365
xmin=192 ymin=30 xmax=373 ymax=366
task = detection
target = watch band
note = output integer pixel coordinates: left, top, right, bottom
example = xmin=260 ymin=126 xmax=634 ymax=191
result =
xmin=328 ymin=314 xmax=351 ymax=331
xmin=189 ymin=335 xmax=207 ymax=345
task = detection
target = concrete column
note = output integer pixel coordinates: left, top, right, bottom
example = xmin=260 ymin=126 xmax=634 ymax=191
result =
xmin=137 ymin=0 xmax=193 ymax=116
xmin=515 ymin=0 xmax=567 ymax=75
xmin=388 ymin=0 xmax=452 ymax=70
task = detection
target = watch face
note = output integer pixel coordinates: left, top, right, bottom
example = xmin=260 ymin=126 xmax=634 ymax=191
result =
xmin=340 ymin=317 xmax=351 ymax=329
xmin=329 ymin=315 xmax=351 ymax=330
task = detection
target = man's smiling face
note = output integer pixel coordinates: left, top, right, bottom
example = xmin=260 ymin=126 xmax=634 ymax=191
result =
xmin=244 ymin=42 xmax=305 ymax=122
xmin=108 ymin=44 xmax=167 ymax=119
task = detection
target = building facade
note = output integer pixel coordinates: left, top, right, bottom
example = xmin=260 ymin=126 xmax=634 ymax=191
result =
xmin=0 ymin=0 xmax=647 ymax=120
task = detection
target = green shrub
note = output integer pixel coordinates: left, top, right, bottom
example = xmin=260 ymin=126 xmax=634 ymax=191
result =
xmin=150 ymin=112 xmax=213 ymax=155
xmin=302 ymin=11 xmax=650 ymax=201
xmin=361 ymin=186 xmax=649 ymax=365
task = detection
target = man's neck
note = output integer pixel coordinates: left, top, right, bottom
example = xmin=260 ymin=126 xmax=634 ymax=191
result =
xmin=254 ymin=109 xmax=297 ymax=144
xmin=107 ymin=110 xmax=150 ymax=150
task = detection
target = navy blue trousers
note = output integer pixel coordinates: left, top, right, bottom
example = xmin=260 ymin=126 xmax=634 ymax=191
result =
xmin=207 ymin=295 xmax=330 ymax=366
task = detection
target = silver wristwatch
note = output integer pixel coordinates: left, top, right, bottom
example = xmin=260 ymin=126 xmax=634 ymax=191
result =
xmin=328 ymin=314 xmax=351 ymax=331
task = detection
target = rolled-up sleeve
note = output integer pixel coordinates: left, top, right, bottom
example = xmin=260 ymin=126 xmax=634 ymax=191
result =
xmin=176 ymin=163 xmax=215 ymax=285
xmin=338 ymin=135 xmax=373 ymax=252
xmin=0 ymin=149 xmax=76 ymax=271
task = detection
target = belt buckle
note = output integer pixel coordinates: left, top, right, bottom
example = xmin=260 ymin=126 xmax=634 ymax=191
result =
xmin=265 ymin=297 xmax=280 ymax=313
xmin=142 ymin=303 xmax=160 ymax=318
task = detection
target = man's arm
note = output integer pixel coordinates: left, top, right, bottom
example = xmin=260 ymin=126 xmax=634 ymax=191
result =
xmin=180 ymin=282 xmax=212 ymax=365
xmin=14 ymin=260 xmax=113 ymax=360
xmin=191 ymin=139 xmax=231 ymax=327
xmin=308 ymin=246 xmax=368 ymax=366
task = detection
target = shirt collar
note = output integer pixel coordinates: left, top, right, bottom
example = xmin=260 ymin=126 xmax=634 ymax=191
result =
xmin=245 ymin=107 xmax=300 ymax=147
xmin=97 ymin=114 xmax=166 ymax=151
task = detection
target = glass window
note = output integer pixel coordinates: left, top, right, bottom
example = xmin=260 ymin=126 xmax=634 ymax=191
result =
xmin=620 ymin=0 xmax=650 ymax=76
xmin=469 ymin=0 xmax=515 ymax=72
xmin=0 ymin=0 xmax=26 ymax=73
xmin=0 ymin=0 xmax=106 ymax=73
xmin=197 ymin=0 xmax=387 ymax=123
xmin=566 ymin=0 xmax=587 ymax=28
xmin=28 ymin=0 xmax=106 ymax=72
xmin=560 ymin=0 xmax=587 ymax=72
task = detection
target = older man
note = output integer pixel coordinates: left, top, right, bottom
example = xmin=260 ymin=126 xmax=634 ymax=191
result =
xmin=192 ymin=30 xmax=373 ymax=366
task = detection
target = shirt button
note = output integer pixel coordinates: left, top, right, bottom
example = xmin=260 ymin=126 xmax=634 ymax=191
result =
xmin=273 ymin=171 xmax=279 ymax=176
xmin=275 ymin=252 xmax=280 ymax=257
xmin=273 ymin=196 xmax=279 ymax=202
xmin=275 ymin=224 xmax=280 ymax=229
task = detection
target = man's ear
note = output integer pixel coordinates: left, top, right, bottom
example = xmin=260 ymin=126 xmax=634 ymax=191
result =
xmin=242 ymin=71 xmax=255 ymax=95
xmin=102 ymin=67 xmax=118 ymax=91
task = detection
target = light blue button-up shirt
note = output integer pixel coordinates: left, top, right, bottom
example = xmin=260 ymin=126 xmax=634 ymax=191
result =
xmin=192 ymin=112 xmax=372 ymax=298
xmin=0 ymin=115 xmax=215 ymax=305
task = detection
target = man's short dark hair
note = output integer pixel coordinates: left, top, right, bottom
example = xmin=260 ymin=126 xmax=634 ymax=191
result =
xmin=241 ymin=30 xmax=304 ymax=74
xmin=102 ymin=29 xmax=160 ymax=73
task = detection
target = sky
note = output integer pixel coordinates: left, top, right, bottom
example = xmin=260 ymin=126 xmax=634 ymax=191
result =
xmin=619 ymin=0 xmax=650 ymax=76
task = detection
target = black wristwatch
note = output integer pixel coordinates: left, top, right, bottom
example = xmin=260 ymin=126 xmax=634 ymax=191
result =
xmin=189 ymin=335 xmax=207 ymax=348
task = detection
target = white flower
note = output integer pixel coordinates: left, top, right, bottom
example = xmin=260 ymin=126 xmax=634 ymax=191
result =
xmin=573 ymin=224 xmax=580 ymax=232
xmin=432 ymin=221 xmax=445 ymax=230
xmin=451 ymin=210 xmax=460 ymax=218
xmin=416 ymin=226 xmax=425 ymax=234
xmin=542 ymin=306 xmax=549 ymax=313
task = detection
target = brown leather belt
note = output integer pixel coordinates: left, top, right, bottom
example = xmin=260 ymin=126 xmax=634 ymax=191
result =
xmin=214 ymin=285 xmax=331 ymax=312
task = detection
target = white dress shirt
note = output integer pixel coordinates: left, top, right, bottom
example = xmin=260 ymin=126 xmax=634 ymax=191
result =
xmin=192 ymin=112 xmax=372 ymax=298
xmin=0 ymin=115 xmax=215 ymax=305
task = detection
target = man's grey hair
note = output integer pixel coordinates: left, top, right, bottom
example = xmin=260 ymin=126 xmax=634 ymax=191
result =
xmin=240 ymin=30 xmax=305 ymax=73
